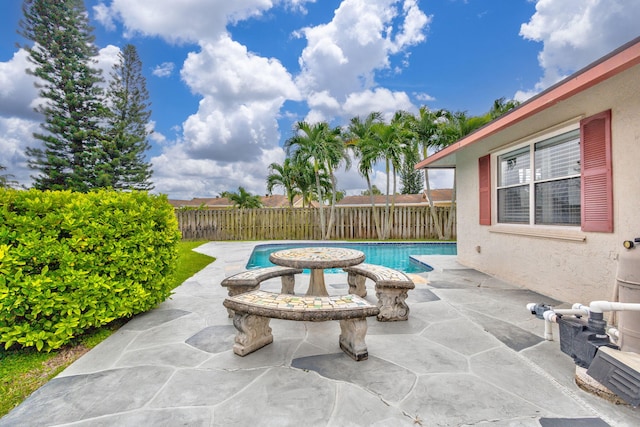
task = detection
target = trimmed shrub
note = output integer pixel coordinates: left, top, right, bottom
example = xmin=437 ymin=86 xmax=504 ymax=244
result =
xmin=0 ymin=189 xmax=181 ymax=351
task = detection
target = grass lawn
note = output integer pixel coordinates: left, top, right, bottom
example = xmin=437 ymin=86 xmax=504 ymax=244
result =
xmin=0 ymin=240 xmax=215 ymax=418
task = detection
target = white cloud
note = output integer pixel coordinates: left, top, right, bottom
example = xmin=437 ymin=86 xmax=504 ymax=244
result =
xmin=342 ymin=88 xmax=415 ymax=120
xmin=304 ymin=91 xmax=342 ymax=122
xmin=127 ymin=0 xmax=431 ymax=198
xmin=152 ymin=62 xmax=175 ymax=78
xmin=0 ymin=49 xmax=40 ymax=120
xmin=283 ymin=0 xmax=316 ymax=14
xmin=142 ymin=31 xmax=303 ymax=197
xmin=295 ymin=0 xmax=430 ymax=99
xmin=150 ymin=145 xmax=285 ymax=198
xmin=93 ymin=3 xmax=116 ymax=31
xmin=96 ymin=45 xmax=121 ymax=85
xmin=176 ymin=36 xmax=300 ymax=165
xmin=516 ymin=0 xmax=640 ymax=100
xmin=414 ymin=92 xmax=435 ymax=103
xmin=182 ymin=37 xmax=301 ymax=104
xmin=1 ymin=0 xmax=432 ymax=198
xmin=392 ymin=0 xmax=430 ymax=51
xmin=295 ymin=0 xmax=430 ymax=125
xmin=425 ymin=168 xmax=454 ymax=190
xmin=100 ymin=0 xmax=315 ymax=43
xmin=0 ymin=117 xmax=40 ymax=185
xmin=148 ymin=121 xmax=168 ymax=145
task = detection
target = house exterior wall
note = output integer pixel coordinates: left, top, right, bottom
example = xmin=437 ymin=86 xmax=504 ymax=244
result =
xmin=454 ymin=63 xmax=640 ymax=304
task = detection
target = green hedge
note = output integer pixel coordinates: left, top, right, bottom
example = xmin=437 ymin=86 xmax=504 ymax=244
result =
xmin=0 ymin=189 xmax=181 ymax=351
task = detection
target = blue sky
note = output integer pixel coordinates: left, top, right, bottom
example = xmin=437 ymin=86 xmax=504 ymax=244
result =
xmin=1 ymin=0 xmax=638 ymax=199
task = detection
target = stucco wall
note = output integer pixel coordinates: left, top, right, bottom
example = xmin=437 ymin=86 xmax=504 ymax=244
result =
xmin=454 ymin=64 xmax=640 ymax=304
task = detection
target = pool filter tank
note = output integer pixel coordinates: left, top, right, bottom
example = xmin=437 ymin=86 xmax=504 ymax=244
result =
xmin=616 ymin=238 xmax=640 ymax=353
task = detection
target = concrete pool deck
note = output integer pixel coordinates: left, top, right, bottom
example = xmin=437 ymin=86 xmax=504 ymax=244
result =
xmin=2 ymin=241 xmax=640 ymax=426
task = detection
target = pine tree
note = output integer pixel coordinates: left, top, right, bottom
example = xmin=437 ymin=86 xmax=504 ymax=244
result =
xmin=20 ymin=0 xmax=106 ymax=192
xmin=101 ymin=44 xmax=154 ymax=190
xmin=0 ymin=164 xmax=18 ymax=189
xmin=400 ymin=159 xmax=423 ymax=194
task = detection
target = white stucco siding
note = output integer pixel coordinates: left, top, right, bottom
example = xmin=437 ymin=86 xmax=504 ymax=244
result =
xmin=611 ymin=89 xmax=640 ymax=238
xmin=453 ymin=63 xmax=640 ymax=304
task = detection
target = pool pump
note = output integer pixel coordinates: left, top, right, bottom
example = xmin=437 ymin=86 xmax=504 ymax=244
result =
xmin=529 ymin=303 xmax=618 ymax=368
xmin=526 ymin=237 xmax=640 ymax=406
xmin=556 ymin=311 xmax=617 ymax=368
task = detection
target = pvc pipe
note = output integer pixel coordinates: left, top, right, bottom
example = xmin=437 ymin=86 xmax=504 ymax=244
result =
xmin=551 ymin=308 xmax=589 ymax=316
xmin=543 ymin=311 xmax=558 ymax=323
xmin=608 ymin=327 xmax=620 ymax=343
xmin=589 ymin=301 xmax=640 ymax=314
xmin=544 ymin=318 xmax=554 ymax=341
xmin=540 ymin=310 xmax=588 ymax=341
xmin=527 ymin=301 xmax=640 ymax=342
xmin=530 ymin=301 xmax=640 ymax=316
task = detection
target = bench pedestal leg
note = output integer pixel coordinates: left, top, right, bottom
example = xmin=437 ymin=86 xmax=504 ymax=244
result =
xmin=307 ymin=269 xmax=329 ymax=296
xmin=339 ymin=318 xmax=369 ymax=361
xmin=347 ymin=272 xmax=367 ymax=297
xmin=232 ymin=313 xmax=273 ymax=356
xmin=280 ymin=274 xmax=296 ymax=294
xmin=376 ymin=287 xmax=410 ymax=322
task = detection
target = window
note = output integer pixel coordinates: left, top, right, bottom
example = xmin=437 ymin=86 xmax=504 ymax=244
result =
xmin=497 ymin=147 xmax=530 ymax=223
xmin=479 ymin=110 xmax=612 ymax=231
xmin=497 ymin=130 xmax=580 ymax=226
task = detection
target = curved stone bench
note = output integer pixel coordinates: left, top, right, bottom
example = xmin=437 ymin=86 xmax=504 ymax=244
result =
xmin=223 ymin=290 xmax=380 ymax=361
xmin=221 ymin=266 xmax=303 ymax=296
xmin=342 ymin=263 xmax=415 ymax=322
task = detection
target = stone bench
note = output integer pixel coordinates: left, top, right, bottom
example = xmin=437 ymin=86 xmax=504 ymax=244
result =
xmin=221 ymin=266 xmax=304 ymax=317
xmin=221 ymin=266 xmax=303 ymax=296
xmin=342 ymin=263 xmax=415 ymax=322
xmin=223 ymin=290 xmax=380 ymax=361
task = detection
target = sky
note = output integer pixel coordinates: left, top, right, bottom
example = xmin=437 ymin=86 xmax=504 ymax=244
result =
xmin=1 ymin=0 xmax=639 ymax=200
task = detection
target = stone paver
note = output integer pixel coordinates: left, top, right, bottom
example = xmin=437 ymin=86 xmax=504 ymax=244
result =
xmin=2 ymin=241 xmax=640 ymax=427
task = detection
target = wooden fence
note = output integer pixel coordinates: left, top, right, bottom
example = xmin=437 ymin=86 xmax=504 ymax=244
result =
xmin=176 ymin=206 xmax=455 ymax=241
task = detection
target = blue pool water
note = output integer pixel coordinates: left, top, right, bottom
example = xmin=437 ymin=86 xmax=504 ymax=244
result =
xmin=246 ymin=242 xmax=457 ymax=273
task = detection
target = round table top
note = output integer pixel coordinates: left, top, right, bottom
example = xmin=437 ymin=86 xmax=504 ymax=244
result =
xmin=269 ymin=247 xmax=365 ymax=269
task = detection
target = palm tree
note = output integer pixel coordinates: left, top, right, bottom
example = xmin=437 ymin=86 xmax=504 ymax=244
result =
xmin=292 ymin=158 xmax=319 ymax=208
xmin=412 ymin=106 xmax=450 ymax=238
xmin=367 ymin=112 xmax=415 ymax=238
xmin=426 ymin=108 xmax=494 ymax=239
xmin=489 ymin=97 xmax=520 ymax=119
xmin=284 ymin=121 xmax=347 ymax=239
xmin=266 ymin=158 xmax=300 ymax=207
xmin=223 ymin=186 xmax=263 ymax=209
xmin=346 ymin=112 xmax=384 ymax=239
xmin=439 ymin=110 xmax=491 ymax=144
xmin=324 ymin=136 xmax=351 ymax=239
xmin=388 ymin=111 xmax=417 ymax=236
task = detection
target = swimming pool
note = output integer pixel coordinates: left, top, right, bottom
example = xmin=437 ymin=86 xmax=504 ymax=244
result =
xmin=245 ymin=242 xmax=457 ymax=273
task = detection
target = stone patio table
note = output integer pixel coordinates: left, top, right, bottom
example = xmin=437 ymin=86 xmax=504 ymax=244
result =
xmin=269 ymin=247 xmax=365 ymax=296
